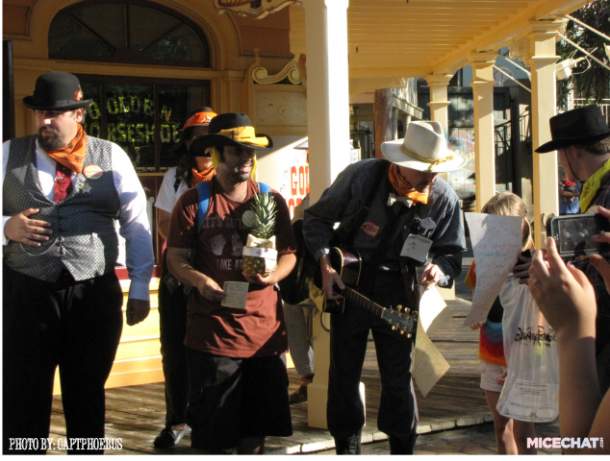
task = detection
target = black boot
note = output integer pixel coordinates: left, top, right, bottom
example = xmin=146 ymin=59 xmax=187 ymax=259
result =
xmin=389 ymin=433 xmax=417 ymax=455
xmin=334 ymin=432 xmax=362 ymax=455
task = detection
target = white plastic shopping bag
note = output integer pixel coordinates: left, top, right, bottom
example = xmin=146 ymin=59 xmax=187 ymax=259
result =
xmin=496 ymin=277 xmax=559 ymax=422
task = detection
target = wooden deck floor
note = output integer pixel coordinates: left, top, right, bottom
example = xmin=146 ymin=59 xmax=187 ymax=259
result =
xmin=48 ymin=284 xmax=489 ymax=455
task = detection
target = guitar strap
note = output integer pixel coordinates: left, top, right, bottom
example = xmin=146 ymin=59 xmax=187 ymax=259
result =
xmin=399 ymin=259 xmax=420 ymax=343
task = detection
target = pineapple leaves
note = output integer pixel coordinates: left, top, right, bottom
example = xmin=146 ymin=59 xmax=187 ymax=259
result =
xmin=241 ymin=192 xmax=277 ymax=239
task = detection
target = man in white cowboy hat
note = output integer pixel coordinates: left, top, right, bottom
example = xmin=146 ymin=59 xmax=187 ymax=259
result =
xmin=303 ymin=120 xmax=467 ymax=454
xmin=166 ymin=113 xmax=297 ymax=454
xmin=2 ymin=71 xmax=154 ymax=454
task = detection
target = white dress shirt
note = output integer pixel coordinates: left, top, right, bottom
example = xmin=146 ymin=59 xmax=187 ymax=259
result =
xmin=2 ymin=138 xmax=154 ymax=301
xmin=155 ymin=166 xmax=189 ymax=214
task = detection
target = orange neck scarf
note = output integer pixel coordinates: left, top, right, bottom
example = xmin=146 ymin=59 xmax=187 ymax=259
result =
xmin=389 ymin=164 xmax=429 ymax=205
xmin=44 ymin=124 xmax=88 ymax=174
xmin=191 ymin=165 xmax=216 ymax=187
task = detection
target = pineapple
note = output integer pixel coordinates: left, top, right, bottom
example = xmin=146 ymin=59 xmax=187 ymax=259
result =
xmin=242 ymin=192 xmax=278 ymax=276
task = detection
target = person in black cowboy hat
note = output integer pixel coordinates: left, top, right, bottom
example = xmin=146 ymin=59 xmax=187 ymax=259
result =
xmin=165 ymin=113 xmax=296 ymax=454
xmin=2 ymin=71 xmax=154 ymax=454
xmin=521 ymin=105 xmax=610 ymax=394
xmin=153 ymin=107 xmax=217 ymax=449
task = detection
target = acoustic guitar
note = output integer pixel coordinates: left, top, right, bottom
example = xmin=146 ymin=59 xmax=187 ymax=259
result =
xmin=316 ymin=246 xmax=418 ymax=337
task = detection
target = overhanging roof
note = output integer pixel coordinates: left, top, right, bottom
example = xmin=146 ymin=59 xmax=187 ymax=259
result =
xmin=290 ymin=0 xmax=592 ymax=80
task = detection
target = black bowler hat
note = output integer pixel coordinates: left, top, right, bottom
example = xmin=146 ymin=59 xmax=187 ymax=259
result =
xmin=23 ymin=72 xmax=92 ymax=111
xmin=536 ymin=105 xmax=610 ymax=153
xmin=197 ymin=113 xmax=273 ymax=152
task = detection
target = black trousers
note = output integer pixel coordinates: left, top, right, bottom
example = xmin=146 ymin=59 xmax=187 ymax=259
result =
xmin=327 ymin=267 xmax=419 ymax=451
xmin=3 ymin=264 xmax=123 ymax=455
xmin=158 ymin=272 xmax=189 ymax=427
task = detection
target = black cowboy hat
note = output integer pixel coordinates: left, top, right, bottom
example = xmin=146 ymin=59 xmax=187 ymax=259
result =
xmin=535 ymin=105 xmax=610 ymax=153
xmin=196 ymin=113 xmax=273 ymax=152
xmin=188 ymin=135 xmax=213 ymax=158
xmin=23 ymin=72 xmax=92 ymax=111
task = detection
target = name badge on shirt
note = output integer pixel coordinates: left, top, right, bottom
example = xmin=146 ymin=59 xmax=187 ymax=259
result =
xmin=400 ymin=234 xmax=433 ymax=265
xmin=83 ymin=164 xmax=103 ymax=180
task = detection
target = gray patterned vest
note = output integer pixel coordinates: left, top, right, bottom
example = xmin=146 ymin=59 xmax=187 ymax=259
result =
xmin=3 ymin=135 xmax=121 ymax=282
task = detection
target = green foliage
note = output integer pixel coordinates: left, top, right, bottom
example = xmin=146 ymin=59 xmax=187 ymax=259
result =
xmin=242 ymin=192 xmax=277 ymax=240
xmin=557 ymin=1 xmax=610 ymax=109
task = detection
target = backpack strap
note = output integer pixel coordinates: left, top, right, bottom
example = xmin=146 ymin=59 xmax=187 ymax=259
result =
xmin=195 ymin=181 xmax=271 ymax=232
xmin=258 ymin=182 xmax=271 ymax=194
xmin=195 ymin=180 xmax=212 ymax=233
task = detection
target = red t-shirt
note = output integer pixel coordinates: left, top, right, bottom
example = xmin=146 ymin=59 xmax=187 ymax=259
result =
xmin=167 ymin=178 xmax=297 ymax=358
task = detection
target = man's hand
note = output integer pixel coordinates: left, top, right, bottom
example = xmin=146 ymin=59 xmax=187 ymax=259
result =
xmin=243 ymin=253 xmax=297 ymax=287
xmin=513 ymin=250 xmax=532 ymax=284
xmin=195 ymin=275 xmax=226 ymax=302
xmin=320 ymin=254 xmax=345 ymax=301
xmin=126 ymin=298 xmax=150 ymax=326
xmin=5 ymin=208 xmax=52 ymax=246
xmin=243 ymin=271 xmax=278 ymax=286
xmin=421 ymin=263 xmax=444 ymax=290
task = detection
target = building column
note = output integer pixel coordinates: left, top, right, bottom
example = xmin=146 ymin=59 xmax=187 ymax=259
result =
xmin=374 ymin=88 xmax=393 ymax=158
xmin=511 ymin=21 xmax=564 ymax=248
xmin=424 ymin=74 xmax=452 ymax=133
xmin=469 ymin=53 xmax=497 ymax=212
xmin=303 ymin=0 xmax=351 ymax=429
xmin=424 ymin=74 xmax=455 ymax=300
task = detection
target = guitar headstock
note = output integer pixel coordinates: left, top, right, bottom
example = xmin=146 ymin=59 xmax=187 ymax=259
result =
xmin=383 ymin=304 xmax=417 ymax=337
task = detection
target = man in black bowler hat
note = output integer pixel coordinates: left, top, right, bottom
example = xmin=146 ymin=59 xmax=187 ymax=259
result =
xmin=517 ymin=105 xmax=610 ymax=393
xmin=2 ymin=71 xmax=154 ymax=454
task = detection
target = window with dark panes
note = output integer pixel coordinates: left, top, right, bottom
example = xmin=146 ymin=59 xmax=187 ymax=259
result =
xmin=49 ymin=1 xmax=212 ymax=172
xmin=49 ymin=0 xmax=210 ymax=67
xmin=79 ymin=77 xmax=211 ymax=172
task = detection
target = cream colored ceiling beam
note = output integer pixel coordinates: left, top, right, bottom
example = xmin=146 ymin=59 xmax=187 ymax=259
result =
xmin=536 ymin=0 xmax=591 ymax=19
xmin=349 ymin=0 xmax=526 ymax=7
xmin=430 ymin=0 xmax=589 ymax=75
xmin=349 ymin=66 xmax=432 ymax=79
xmin=350 ymin=26 xmax=488 ymax=33
xmin=349 ymin=40 xmax=471 ymax=47
xmin=349 ymin=13 xmax=505 ymax=22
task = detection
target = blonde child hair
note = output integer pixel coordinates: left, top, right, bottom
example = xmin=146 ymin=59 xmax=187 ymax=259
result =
xmin=481 ymin=191 xmax=534 ymax=251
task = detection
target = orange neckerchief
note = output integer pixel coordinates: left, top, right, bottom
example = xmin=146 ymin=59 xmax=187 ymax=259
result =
xmin=45 ymin=124 xmax=87 ymax=174
xmin=389 ymin=164 xmax=429 ymax=205
xmin=191 ymin=165 xmax=216 ymax=187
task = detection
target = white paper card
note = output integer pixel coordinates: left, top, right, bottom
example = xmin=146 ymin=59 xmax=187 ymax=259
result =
xmin=418 ymin=286 xmax=449 ymax=335
xmin=463 ymin=213 xmax=523 ymax=327
xmin=414 ymin=320 xmax=451 ymax=398
xmin=221 ymin=281 xmax=249 ymax=309
xmin=400 ymin=234 xmax=433 ymax=263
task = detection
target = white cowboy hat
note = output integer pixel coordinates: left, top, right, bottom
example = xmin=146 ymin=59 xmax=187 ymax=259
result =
xmin=380 ymin=121 xmax=466 ymax=173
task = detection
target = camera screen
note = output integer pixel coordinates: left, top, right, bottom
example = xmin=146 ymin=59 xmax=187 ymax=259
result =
xmin=558 ymin=218 xmax=598 ymax=254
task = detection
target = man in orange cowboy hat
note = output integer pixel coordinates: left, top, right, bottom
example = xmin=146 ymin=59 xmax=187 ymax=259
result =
xmin=166 ymin=113 xmax=297 ymax=454
xmin=303 ymin=120 xmax=467 ymax=454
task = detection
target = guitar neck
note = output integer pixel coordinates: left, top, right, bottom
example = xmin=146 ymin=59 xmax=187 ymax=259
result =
xmin=341 ymin=287 xmax=385 ymax=318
